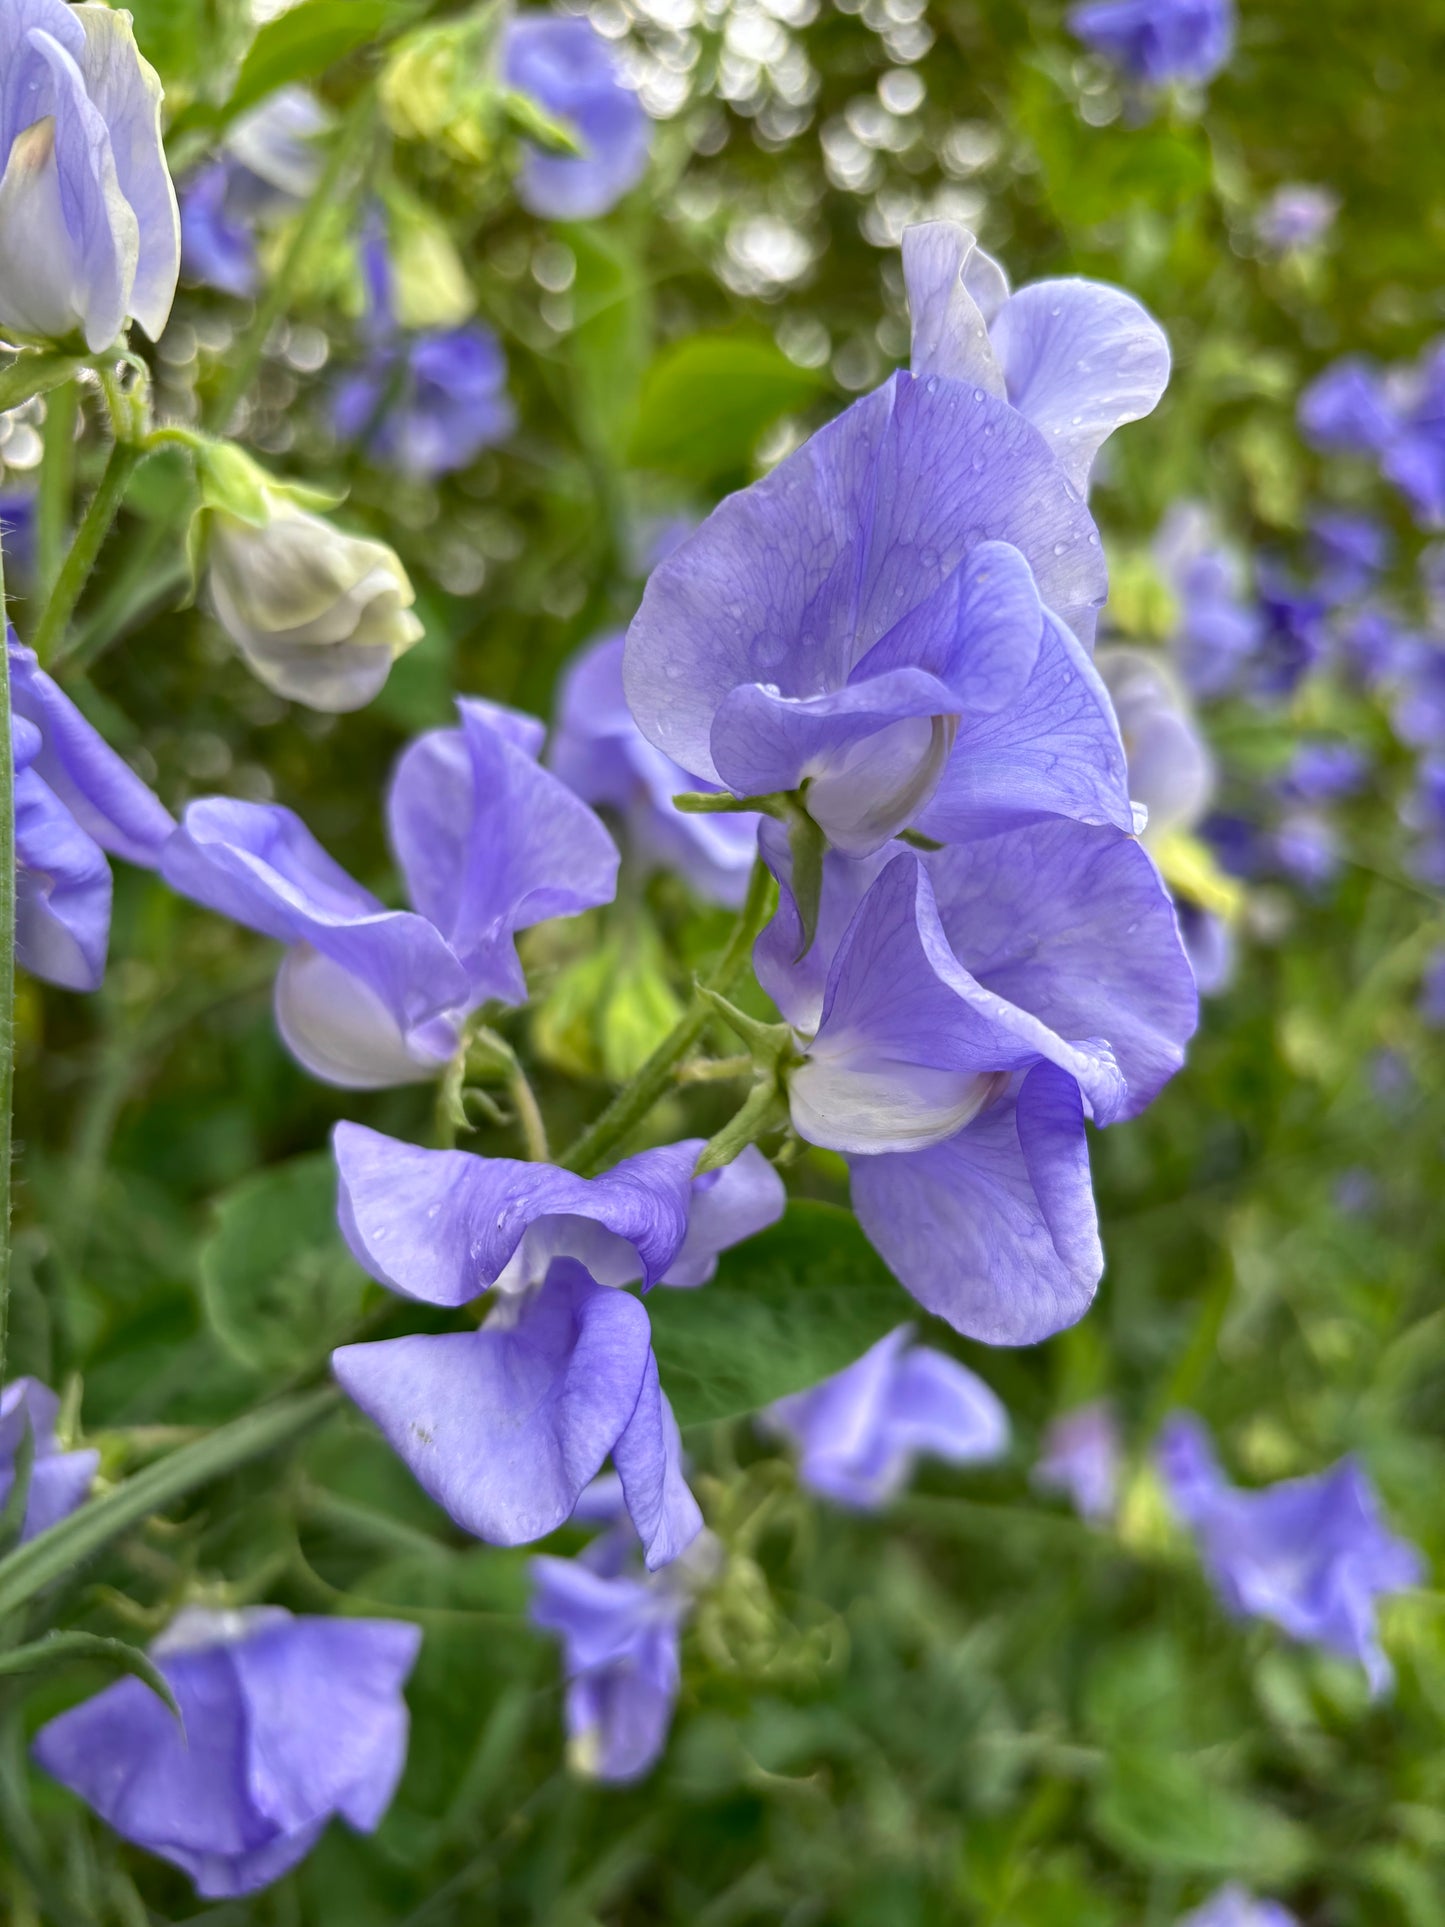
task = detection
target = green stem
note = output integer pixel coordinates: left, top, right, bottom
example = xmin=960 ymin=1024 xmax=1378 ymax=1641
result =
xmin=558 ymin=858 xmax=776 ymax=1177
xmin=31 ymin=440 xmax=144 ymax=668
xmin=0 ymin=1388 xmax=338 ymax=1621
xmin=35 ymin=381 xmax=76 ymax=605
xmin=0 ymin=535 xmax=12 ymax=1391
xmin=507 ymin=1058 xmax=550 ymax=1163
xmin=206 ymin=89 xmax=375 ymax=434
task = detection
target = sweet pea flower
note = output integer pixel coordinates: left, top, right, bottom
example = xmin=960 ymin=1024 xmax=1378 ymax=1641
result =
xmin=0 ymin=0 xmax=179 ymax=351
xmin=161 ymin=699 xmax=618 ymax=1087
xmin=1178 ymin=1888 xmax=1299 ymax=1927
xmin=333 ymin=218 xmax=513 ymax=479
xmin=502 ymin=13 xmax=651 ymax=221
xmin=550 ymin=632 xmax=760 ymax=907
xmin=331 ymin=1123 xmax=785 ymax=1565
xmin=765 ymin=1326 xmax=1008 ymax=1510
xmin=0 ymin=1377 xmax=98 ymax=1539
xmin=33 ymin=1607 xmax=420 ymax=1899
xmin=180 ymin=86 xmax=331 ymax=297
xmin=1253 ymin=569 xmax=1328 ymax=697
xmin=627 ymin=224 xmax=1163 ymax=862
xmin=1419 ymin=947 xmax=1445 ymax=1027
xmin=1256 ymin=184 xmax=1338 ymax=255
xmin=1034 ymin=1399 xmax=1122 ymax=1523
xmin=1309 ymin=509 xmax=1390 ymax=604
xmin=1158 ymin=1414 xmax=1425 ymax=1693
xmin=10 ymin=636 xmax=174 ymax=991
xmin=756 ymin=817 xmax=1196 ymax=1342
xmin=1298 ymin=358 xmax=1398 ymax=457
xmin=1067 ymin=0 xmax=1235 ymax=87
xmin=1380 ymin=340 xmax=1445 ymax=528
xmin=1154 ymin=504 xmax=1262 ymax=699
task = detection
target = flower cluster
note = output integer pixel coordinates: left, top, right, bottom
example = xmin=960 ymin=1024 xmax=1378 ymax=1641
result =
xmin=1301 ymin=340 xmax=1445 ymax=529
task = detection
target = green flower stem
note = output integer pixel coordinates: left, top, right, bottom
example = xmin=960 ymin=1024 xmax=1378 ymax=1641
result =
xmin=0 ymin=1388 xmax=338 ymax=1623
xmin=35 ymin=379 xmax=77 ymax=605
xmin=559 ymin=858 xmax=777 ymax=1178
xmin=31 ymin=438 xmax=145 ymax=668
xmin=0 ymin=535 xmax=12 ymax=1392
xmin=206 ymin=88 xmax=376 ymax=434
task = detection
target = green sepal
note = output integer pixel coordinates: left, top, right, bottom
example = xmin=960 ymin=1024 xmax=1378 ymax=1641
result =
xmin=0 ymin=1631 xmax=181 ymax=1723
xmin=694 ymin=1080 xmax=790 ymax=1175
xmin=500 ymin=87 xmax=585 ymax=157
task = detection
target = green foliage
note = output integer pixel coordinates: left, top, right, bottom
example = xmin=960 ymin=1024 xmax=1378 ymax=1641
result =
xmin=630 ymin=333 xmax=826 ymax=482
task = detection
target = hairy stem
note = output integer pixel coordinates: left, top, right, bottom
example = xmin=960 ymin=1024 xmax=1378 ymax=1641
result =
xmin=35 ymin=380 xmax=76 ymax=606
xmin=559 ymin=859 xmax=776 ymax=1177
xmin=507 ymin=1059 xmax=551 ymax=1163
xmin=32 ymin=440 xmax=144 ymax=669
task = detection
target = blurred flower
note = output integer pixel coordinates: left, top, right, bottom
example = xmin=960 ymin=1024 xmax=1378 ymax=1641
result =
xmin=0 ymin=1377 xmax=98 ymax=1540
xmin=194 ymin=447 xmax=424 ymax=712
xmin=1066 ymin=0 xmax=1235 ymax=87
xmin=502 ymin=14 xmax=651 ymax=220
xmin=1177 ymin=1886 xmax=1299 ymax=1927
xmin=550 ymin=632 xmax=759 ymax=907
xmin=1034 ymin=1400 xmax=1122 ymax=1523
xmin=1252 ymin=568 xmax=1328 ymax=697
xmin=33 ymin=1607 xmax=420 ymax=1899
xmin=1277 ymin=741 xmax=1367 ymax=805
xmin=1154 ymin=504 xmax=1262 ymax=699
xmin=333 ymin=216 xmax=513 ymax=479
xmin=161 ymin=700 xmax=618 ymax=1087
xmin=1309 ymin=509 xmax=1391 ymax=605
xmin=1340 ymin=608 xmax=1413 ymax=688
xmin=1419 ymin=948 xmax=1445 ymax=1027
xmin=180 ymin=87 xmax=331 ymax=297
xmin=1298 ymin=358 xmax=1397 ymax=457
xmin=0 ymin=0 xmax=178 ymax=350
xmin=1158 ymin=1413 xmax=1424 ymax=1693
xmin=1380 ymin=340 xmax=1445 ymax=527
xmin=10 ymin=636 xmax=174 ymax=991
xmin=1270 ymin=808 xmax=1339 ymax=891
xmin=1256 ymin=184 xmax=1338 ymax=255
xmin=332 ymin=1124 xmax=783 ymax=1563
xmin=765 ymin=1326 xmax=1008 ymax=1510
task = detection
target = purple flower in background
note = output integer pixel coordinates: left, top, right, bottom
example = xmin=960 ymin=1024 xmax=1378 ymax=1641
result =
xmin=1278 ymin=741 xmax=1367 ymax=805
xmin=1419 ymin=948 xmax=1445 ymax=1027
xmin=765 ymin=1326 xmax=1008 ymax=1510
xmin=550 ymin=632 xmax=759 ymax=907
xmin=1253 ymin=569 xmax=1328 ymax=697
xmin=1340 ymin=609 xmax=1413 ymax=689
xmin=1158 ymin=1414 xmax=1425 ymax=1693
xmin=1271 ymin=810 xmax=1339 ymax=889
xmin=502 ymin=14 xmax=651 ymax=221
xmin=181 ymin=87 xmax=331 ymax=297
xmin=1392 ymin=643 xmax=1445 ymax=748
xmin=1154 ymin=505 xmax=1262 ymax=699
xmin=1096 ymin=647 xmax=1215 ymax=842
xmin=1298 ymin=359 xmax=1397 ymax=457
xmin=0 ymin=1378 xmax=98 ymax=1540
xmin=10 ymin=638 xmax=175 ymax=992
xmin=756 ymin=820 xmax=1196 ymax=1343
xmin=1381 ymin=341 xmax=1445 ymax=528
xmin=333 ymin=220 xmax=513 ymax=478
xmin=1067 ymin=0 xmax=1235 ymax=87
xmin=1256 ymin=184 xmax=1338 ymax=255
xmin=161 ymin=700 xmax=617 ymax=1086
xmin=0 ymin=0 xmax=179 ymax=350
xmin=1309 ymin=511 xmax=1390 ymax=605
xmin=1034 ymin=1400 xmax=1122 ymax=1523
xmin=33 ymin=1607 xmax=420 ymax=1899
xmin=1178 ymin=1888 xmax=1299 ymax=1927
xmin=331 ymin=1122 xmax=784 ymax=1564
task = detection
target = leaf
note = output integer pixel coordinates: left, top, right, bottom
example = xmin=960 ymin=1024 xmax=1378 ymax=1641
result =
xmin=1091 ymin=1749 xmax=1312 ymax=1884
xmin=0 ymin=353 xmax=87 ymax=416
xmin=568 ymin=227 xmax=653 ymax=462
xmin=0 ymin=1390 xmax=337 ymax=1619
xmin=628 ymin=334 xmax=825 ymax=482
xmin=228 ymin=0 xmax=424 ymax=124
xmin=0 ymin=1631 xmax=181 ymax=1721
xmin=645 ymin=1202 xmax=907 ymax=1427
xmin=199 ymin=1155 xmax=368 ymax=1376
xmin=0 ymin=1417 xmax=36 ymax=1557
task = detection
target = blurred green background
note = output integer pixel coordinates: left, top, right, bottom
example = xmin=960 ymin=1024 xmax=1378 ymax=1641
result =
xmin=6 ymin=0 xmax=1445 ymax=1921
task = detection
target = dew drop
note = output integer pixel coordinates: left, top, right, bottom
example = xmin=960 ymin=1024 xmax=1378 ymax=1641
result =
xmin=973 ymin=388 xmax=984 ymax=402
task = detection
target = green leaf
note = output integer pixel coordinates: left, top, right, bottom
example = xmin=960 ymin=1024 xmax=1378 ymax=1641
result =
xmin=199 ymin=1155 xmax=367 ymax=1376
xmin=628 ymin=334 xmax=825 ymax=481
xmin=0 ymin=353 xmax=87 ymax=416
xmin=0 ymin=1391 xmax=337 ymax=1620
xmin=645 ymin=1202 xmax=907 ymax=1427
xmin=0 ymin=1631 xmax=180 ymax=1721
xmin=1092 ymin=1749 xmax=1312 ymax=1883
xmin=229 ymin=0 xmax=424 ymax=124
xmin=0 ymin=1416 xmax=36 ymax=1557
xmin=568 ymin=226 xmax=653 ymax=462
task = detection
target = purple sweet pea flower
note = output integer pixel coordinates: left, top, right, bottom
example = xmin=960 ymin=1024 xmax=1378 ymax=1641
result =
xmin=626 ymin=293 xmax=1142 ymax=858
xmin=1034 ymin=1399 xmax=1122 ymax=1523
xmin=1271 ymin=809 xmax=1339 ymax=890
xmin=0 ymin=0 xmax=179 ymax=351
xmin=1256 ymin=184 xmax=1338 ymax=256
xmin=1392 ymin=642 xmax=1445 ymax=748
xmin=1067 ymin=0 xmax=1235 ymax=87
xmin=180 ymin=86 xmax=331 ymax=297
xmin=1178 ymin=1888 xmax=1299 ymax=1927
xmin=765 ymin=1325 xmax=1009 ymax=1510
xmin=1278 ymin=741 xmax=1367 ymax=805
xmin=33 ymin=1606 xmax=420 ymax=1899
xmin=161 ymin=699 xmax=618 ymax=1086
xmin=1381 ymin=340 xmax=1445 ymax=528
xmin=1096 ymin=646 xmax=1215 ymax=841
xmin=1309 ymin=510 xmax=1390 ymax=605
xmin=1419 ymin=948 xmax=1445 ymax=1027
xmin=1252 ymin=568 xmax=1328 ymax=698
xmin=1298 ymin=358 xmax=1398 ymax=457
xmin=1154 ymin=505 xmax=1262 ymax=700
xmin=755 ymin=817 xmax=1196 ymax=1343
xmin=1340 ymin=608 xmax=1413 ymax=689
xmin=10 ymin=637 xmax=174 ymax=991
xmin=0 ymin=1378 xmax=98 ymax=1539
xmin=1158 ymin=1414 xmax=1425 ymax=1693
xmin=549 ymin=632 xmax=760 ymax=908
xmin=502 ymin=13 xmax=651 ymax=221
xmin=330 ymin=1122 xmax=784 ymax=1565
